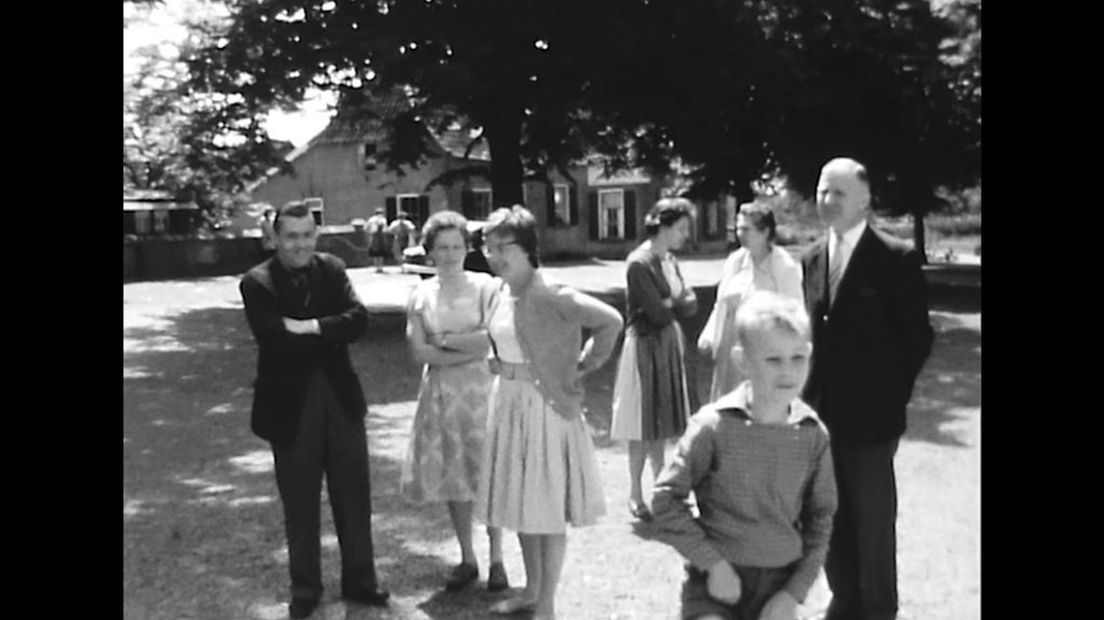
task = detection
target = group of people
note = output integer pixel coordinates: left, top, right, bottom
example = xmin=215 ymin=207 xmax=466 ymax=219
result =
xmin=364 ymin=208 xmax=417 ymax=272
xmin=239 ymin=156 xmax=933 ymax=620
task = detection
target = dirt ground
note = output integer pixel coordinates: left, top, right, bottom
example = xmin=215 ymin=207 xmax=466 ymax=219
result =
xmin=123 ymin=262 xmax=979 ymax=620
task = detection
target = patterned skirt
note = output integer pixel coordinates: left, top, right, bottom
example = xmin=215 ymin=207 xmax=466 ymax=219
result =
xmin=400 ymin=360 xmax=493 ymax=503
xmin=476 ymin=374 xmax=606 ymax=534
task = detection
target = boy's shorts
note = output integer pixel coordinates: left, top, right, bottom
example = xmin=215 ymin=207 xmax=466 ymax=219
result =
xmin=680 ymin=562 xmax=794 ymax=620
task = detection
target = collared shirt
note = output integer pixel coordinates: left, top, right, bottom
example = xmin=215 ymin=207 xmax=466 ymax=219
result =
xmin=651 ymin=382 xmax=838 ymax=603
xmin=828 ymin=219 xmax=867 ymax=278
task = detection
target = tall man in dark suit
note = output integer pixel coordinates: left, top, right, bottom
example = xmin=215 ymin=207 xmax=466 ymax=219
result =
xmin=801 ymin=158 xmax=933 ymax=620
xmin=240 ymin=201 xmax=389 ymax=619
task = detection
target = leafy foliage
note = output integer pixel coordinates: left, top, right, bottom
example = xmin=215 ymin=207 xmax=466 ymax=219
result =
xmin=161 ymin=0 xmax=979 ymax=226
xmin=124 ymin=7 xmax=290 ymax=227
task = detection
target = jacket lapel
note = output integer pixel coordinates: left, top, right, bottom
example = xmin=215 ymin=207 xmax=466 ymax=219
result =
xmin=806 ymin=240 xmax=830 ymax=316
xmin=830 ymin=226 xmax=878 ymax=314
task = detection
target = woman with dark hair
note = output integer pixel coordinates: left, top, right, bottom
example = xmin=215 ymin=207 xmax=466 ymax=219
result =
xmin=401 ymin=210 xmax=508 ymax=593
xmin=610 ymin=197 xmax=699 ymax=522
xmin=697 ymin=201 xmax=803 ymax=400
xmin=475 ymin=205 xmax=623 ymax=620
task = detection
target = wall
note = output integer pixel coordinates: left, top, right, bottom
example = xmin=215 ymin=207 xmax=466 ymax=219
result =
xmin=123 ymin=226 xmax=374 ymax=282
xmin=250 ymin=143 xmax=453 ymax=226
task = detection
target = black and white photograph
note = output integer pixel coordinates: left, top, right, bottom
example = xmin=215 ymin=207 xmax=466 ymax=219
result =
xmin=124 ymin=1 xmax=981 ymax=618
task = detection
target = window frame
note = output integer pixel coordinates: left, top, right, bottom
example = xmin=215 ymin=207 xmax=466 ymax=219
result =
xmin=597 ymin=188 xmax=625 ymax=240
xmin=304 ymin=197 xmax=324 ymax=225
xmin=553 ymin=183 xmax=573 ymax=226
xmin=471 ymin=187 xmax=493 ymax=220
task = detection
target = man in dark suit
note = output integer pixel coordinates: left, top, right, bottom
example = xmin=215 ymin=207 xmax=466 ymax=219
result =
xmin=801 ymin=158 xmax=933 ymax=620
xmin=240 ymin=201 xmax=389 ymax=619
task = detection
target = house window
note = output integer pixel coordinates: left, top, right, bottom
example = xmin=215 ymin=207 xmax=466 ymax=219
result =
xmin=362 ymin=143 xmax=378 ymax=173
xmin=472 ymin=188 xmax=493 ymax=219
xmin=152 ymin=209 xmax=169 ymax=234
xmin=598 ymin=189 xmax=624 ymax=239
xmin=553 ymin=183 xmax=572 ymax=226
xmin=305 ymin=197 xmax=324 ymax=225
xmin=461 ymin=188 xmax=493 ymax=220
xmin=134 ymin=210 xmax=151 ymax=235
xmin=397 ymin=193 xmax=429 ymax=226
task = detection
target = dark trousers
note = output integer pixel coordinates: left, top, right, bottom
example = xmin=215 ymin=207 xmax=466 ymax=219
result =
xmin=825 ymin=437 xmax=900 ymax=620
xmin=680 ymin=563 xmax=794 ymax=620
xmin=271 ymin=373 xmax=379 ymax=599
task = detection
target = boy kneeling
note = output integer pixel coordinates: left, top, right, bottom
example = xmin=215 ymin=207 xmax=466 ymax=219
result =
xmin=652 ymin=291 xmax=838 ymax=620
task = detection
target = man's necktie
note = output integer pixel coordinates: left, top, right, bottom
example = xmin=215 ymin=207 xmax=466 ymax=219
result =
xmin=289 ymin=269 xmax=312 ymax=309
xmin=828 ymin=233 xmax=845 ymax=307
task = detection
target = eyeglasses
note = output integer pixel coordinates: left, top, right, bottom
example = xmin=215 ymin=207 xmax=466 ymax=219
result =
xmin=481 ymin=241 xmax=519 ymax=257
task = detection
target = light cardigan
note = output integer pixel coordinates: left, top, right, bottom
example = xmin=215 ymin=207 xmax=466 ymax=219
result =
xmin=698 ymin=245 xmax=804 ymax=352
xmin=486 ymin=271 xmax=624 ymax=420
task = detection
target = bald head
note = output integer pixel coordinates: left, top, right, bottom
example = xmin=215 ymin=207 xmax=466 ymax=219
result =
xmin=816 ymin=157 xmax=871 ymax=233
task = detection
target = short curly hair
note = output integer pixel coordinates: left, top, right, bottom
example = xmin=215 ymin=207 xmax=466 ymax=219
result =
xmin=737 ymin=201 xmax=778 ymax=242
xmin=483 ymin=205 xmax=540 ymax=268
xmin=734 ymin=290 xmax=810 ymax=350
xmin=643 ymin=198 xmax=694 ymax=238
xmin=421 ymin=210 xmax=470 ymax=252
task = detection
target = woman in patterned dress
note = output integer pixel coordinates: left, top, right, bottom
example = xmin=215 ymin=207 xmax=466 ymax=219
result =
xmin=697 ymin=201 xmax=803 ymax=401
xmin=610 ymin=198 xmax=699 ymax=522
xmin=475 ymin=206 xmax=623 ymax=620
xmin=402 ymin=210 xmax=508 ymax=592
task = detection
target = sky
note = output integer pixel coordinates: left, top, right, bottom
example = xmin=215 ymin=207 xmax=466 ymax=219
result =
xmin=123 ymin=0 xmax=333 ymax=147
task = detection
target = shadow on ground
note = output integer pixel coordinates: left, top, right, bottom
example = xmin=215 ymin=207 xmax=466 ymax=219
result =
xmin=124 ymin=279 xmax=978 ymax=618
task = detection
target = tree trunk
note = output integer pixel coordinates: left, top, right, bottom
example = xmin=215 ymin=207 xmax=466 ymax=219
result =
xmin=483 ymin=104 xmax=525 ymax=209
xmin=912 ymin=208 xmax=928 ymax=264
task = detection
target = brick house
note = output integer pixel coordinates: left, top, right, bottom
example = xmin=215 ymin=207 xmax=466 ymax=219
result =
xmin=248 ymin=99 xmax=728 ymax=258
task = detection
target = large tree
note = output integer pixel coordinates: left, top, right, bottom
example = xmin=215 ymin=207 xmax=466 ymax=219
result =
xmin=754 ymin=0 xmax=981 ymax=254
xmin=601 ymin=0 xmax=981 ymax=252
xmin=180 ymin=0 xmax=979 ymax=244
xmin=124 ymin=1 xmax=290 ymax=226
xmin=184 ymin=0 xmax=774 ymax=208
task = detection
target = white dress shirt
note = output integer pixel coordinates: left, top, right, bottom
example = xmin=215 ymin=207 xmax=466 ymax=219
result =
xmin=829 ymin=219 xmax=867 ymax=279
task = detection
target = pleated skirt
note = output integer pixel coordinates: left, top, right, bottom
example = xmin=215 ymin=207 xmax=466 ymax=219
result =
xmin=610 ymin=321 xmax=692 ymax=442
xmin=476 ymin=376 xmax=606 ymax=534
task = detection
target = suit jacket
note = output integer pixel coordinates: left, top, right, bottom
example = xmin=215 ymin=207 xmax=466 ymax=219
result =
xmin=800 ymin=226 xmax=933 ymax=443
xmin=240 ymin=252 xmax=369 ymax=444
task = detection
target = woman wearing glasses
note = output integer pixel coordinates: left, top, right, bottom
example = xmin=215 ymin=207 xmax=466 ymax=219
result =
xmin=475 ymin=205 xmax=623 ymax=620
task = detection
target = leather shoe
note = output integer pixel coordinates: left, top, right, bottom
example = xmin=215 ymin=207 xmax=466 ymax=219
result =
xmin=487 ymin=561 xmax=510 ymax=592
xmin=445 ymin=562 xmax=479 ymax=591
xmin=490 ymin=595 xmax=537 ymax=615
xmin=629 ymin=499 xmax=653 ymax=522
xmin=288 ymin=596 xmax=320 ymax=619
xmin=342 ymin=587 xmax=390 ymax=607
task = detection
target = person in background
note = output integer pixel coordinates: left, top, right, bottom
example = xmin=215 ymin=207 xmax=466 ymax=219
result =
xmin=697 ymin=201 xmax=803 ymax=401
xmin=365 ymin=208 xmax=390 ymax=273
xmin=388 ymin=211 xmax=416 ymax=265
xmin=610 ymin=198 xmax=699 ymax=523
xmin=463 ymin=226 xmax=495 ymax=275
xmin=259 ymin=205 xmax=277 ymax=258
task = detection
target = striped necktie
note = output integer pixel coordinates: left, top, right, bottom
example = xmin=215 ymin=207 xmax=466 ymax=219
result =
xmin=828 ymin=233 xmax=846 ymax=307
